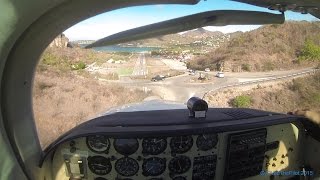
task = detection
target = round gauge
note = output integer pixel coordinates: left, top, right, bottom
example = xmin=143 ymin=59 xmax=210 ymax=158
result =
xmin=86 ymin=135 xmax=110 ymax=153
xmin=196 ymin=134 xmax=218 ymax=151
xmin=142 ymin=137 xmax=167 ymax=155
xmin=169 ymin=156 xmax=191 ymax=174
xmin=114 ymin=138 xmax=139 ymax=155
xmin=170 ymin=136 xmax=193 ymax=153
xmin=115 ymin=157 xmax=139 ymax=177
xmin=142 ymin=157 xmax=166 ymax=176
xmin=173 ymin=176 xmax=186 ymax=180
xmin=87 ymin=156 xmax=112 ymax=175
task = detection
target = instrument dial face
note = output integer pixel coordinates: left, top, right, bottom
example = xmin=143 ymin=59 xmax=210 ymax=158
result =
xmin=142 ymin=157 xmax=166 ymax=176
xmin=170 ymin=136 xmax=193 ymax=153
xmin=87 ymin=156 xmax=112 ymax=175
xmin=115 ymin=157 xmax=139 ymax=177
xmin=196 ymin=134 xmax=218 ymax=151
xmin=86 ymin=135 xmax=110 ymax=153
xmin=142 ymin=137 xmax=167 ymax=155
xmin=169 ymin=156 xmax=191 ymax=174
xmin=114 ymin=138 xmax=139 ymax=155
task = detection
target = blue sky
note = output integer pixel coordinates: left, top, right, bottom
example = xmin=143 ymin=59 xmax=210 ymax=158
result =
xmin=64 ymin=0 xmax=319 ymax=41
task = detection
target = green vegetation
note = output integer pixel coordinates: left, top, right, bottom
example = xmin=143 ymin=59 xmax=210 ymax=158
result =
xmin=299 ymin=39 xmax=320 ymax=62
xmin=41 ymin=51 xmax=71 ymax=71
xmin=42 ymin=52 xmax=60 ymax=66
xmin=117 ymin=68 xmax=133 ymax=76
xmin=262 ymin=62 xmax=275 ymax=71
xmin=39 ymin=48 xmax=131 ymax=71
xmin=241 ymin=63 xmax=250 ymax=72
xmin=71 ymin=61 xmax=86 ymax=70
xmin=231 ymin=95 xmax=252 ymax=108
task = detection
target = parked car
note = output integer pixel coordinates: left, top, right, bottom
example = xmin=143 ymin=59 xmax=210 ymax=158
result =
xmin=189 ymin=70 xmax=196 ymax=76
xmin=216 ymin=72 xmax=225 ymax=78
xmin=151 ymin=75 xmax=164 ymax=81
xmin=204 ymin=68 xmax=210 ymax=72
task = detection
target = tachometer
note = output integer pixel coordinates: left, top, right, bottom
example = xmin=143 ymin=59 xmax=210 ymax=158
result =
xmin=86 ymin=135 xmax=110 ymax=153
xmin=196 ymin=134 xmax=218 ymax=151
xmin=114 ymin=138 xmax=139 ymax=155
xmin=115 ymin=157 xmax=139 ymax=177
xmin=170 ymin=136 xmax=193 ymax=153
xmin=169 ymin=156 xmax=191 ymax=174
xmin=87 ymin=156 xmax=112 ymax=175
xmin=142 ymin=157 xmax=166 ymax=176
xmin=142 ymin=137 xmax=167 ymax=155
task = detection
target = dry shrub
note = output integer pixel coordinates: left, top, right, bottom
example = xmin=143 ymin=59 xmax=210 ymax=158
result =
xmin=249 ymin=72 xmax=320 ymax=112
xmin=33 ymin=68 xmax=150 ymax=148
xmin=188 ymin=21 xmax=320 ymax=71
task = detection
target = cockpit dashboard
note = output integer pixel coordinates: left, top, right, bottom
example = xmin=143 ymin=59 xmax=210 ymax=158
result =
xmin=41 ymin=107 xmax=318 ymax=180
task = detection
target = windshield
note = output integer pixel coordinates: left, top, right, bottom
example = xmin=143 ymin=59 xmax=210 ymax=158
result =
xmin=33 ymin=1 xmax=320 ymax=148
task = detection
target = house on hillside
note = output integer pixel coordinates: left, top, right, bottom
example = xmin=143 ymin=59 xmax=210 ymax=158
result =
xmin=107 ymin=59 xmax=114 ymax=64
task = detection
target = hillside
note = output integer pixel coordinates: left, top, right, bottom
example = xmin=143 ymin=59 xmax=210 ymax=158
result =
xmin=181 ymin=28 xmax=223 ymax=38
xmin=205 ymin=72 xmax=320 ymax=113
xmin=121 ymin=28 xmax=234 ymax=47
xmin=34 ymin=47 xmax=150 ymax=148
xmin=188 ymin=21 xmax=320 ymax=72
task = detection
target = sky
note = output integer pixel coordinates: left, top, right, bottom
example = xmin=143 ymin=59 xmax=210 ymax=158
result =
xmin=64 ymin=0 xmax=319 ymax=41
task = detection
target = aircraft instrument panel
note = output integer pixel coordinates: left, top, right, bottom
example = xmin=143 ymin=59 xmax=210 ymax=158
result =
xmin=43 ymin=108 xmax=305 ymax=180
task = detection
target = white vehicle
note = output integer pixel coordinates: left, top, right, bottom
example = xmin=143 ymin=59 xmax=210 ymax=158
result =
xmin=204 ymin=68 xmax=210 ymax=72
xmin=189 ymin=70 xmax=196 ymax=76
xmin=216 ymin=72 xmax=225 ymax=78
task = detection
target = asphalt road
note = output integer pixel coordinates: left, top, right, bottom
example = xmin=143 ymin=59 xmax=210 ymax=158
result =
xmin=97 ymin=55 xmax=316 ymax=103
xmin=124 ymin=67 xmax=316 ymax=103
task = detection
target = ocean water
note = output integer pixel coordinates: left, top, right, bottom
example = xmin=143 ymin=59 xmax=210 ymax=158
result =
xmin=92 ymin=45 xmax=160 ymax=53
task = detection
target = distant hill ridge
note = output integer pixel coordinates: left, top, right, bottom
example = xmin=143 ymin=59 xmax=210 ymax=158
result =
xmin=119 ymin=28 xmax=238 ymax=47
xmin=70 ymin=28 xmax=239 ymax=47
xmin=187 ymin=21 xmax=320 ymax=72
xmin=182 ymin=28 xmax=224 ymax=38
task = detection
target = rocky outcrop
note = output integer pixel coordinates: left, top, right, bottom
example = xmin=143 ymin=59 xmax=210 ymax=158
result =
xmin=49 ymin=34 xmax=69 ymax=48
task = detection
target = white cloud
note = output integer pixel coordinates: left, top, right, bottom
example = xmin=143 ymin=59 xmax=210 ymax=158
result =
xmin=64 ymin=21 xmax=145 ymax=41
xmin=64 ymin=13 xmax=172 ymax=41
